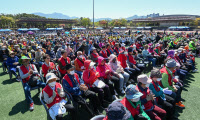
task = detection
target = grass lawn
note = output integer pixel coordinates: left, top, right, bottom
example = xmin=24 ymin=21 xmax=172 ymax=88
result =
xmin=0 ymin=58 xmax=200 ymax=120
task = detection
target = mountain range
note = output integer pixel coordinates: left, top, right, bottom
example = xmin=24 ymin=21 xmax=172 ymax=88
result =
xmin=33 ymin=12 xmax=148 ymax=22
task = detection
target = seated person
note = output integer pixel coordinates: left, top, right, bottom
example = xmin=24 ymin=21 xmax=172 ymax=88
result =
xmin=100 ymin=45 xmax=108 ymax=58
xmin=160 ymin=59 xmax=185 ymax=108
xmin=137 ymin=74 xmax=166 ymax=120
xmin=62 ymin=64 xmax=101 ymax=115
xmin=96 ymin=56 xmax=118 ymax=100
xmin=108 ymin=54 xmax=130 ymax=94
xmin=19 ymin=56 xmax=46 ymax=111
xmin=106 ymin=44 xmax=114 ymax=57
xmin=0 ymin=46 xmax=9 ymax=71
xmin=113 ymin=43 xmax=121 ymax=56
xmin=83 ymin=60 xmax=112 ymax=107
xmin=149 ymin=68 xmax=175 ymax=120
xmin=127 ymin=47 xmax=145 ymax=75
xmin=142 ymin=44 xmax=156 ymax=67
xmin=46 ymin=45 xmax=57 ymax=63
xmin=35 ymin=46 xmax=45 ymax=67
xmin=74 ymin=51 xmax=85 ymax=78
xmin=42 ymin=54 xmax=56 ymax=83
xmin=6 ymin=51 xmax=20 ymax=81
xmin=117 ymin=50 xmax=136 ymax=82
xmin=58 ymin=50 xmax=71 ymax=78
xmin=43 ymin=73 xmax=76 ymax=120
xmin=103 ymin=101 xmax=133 ymax=120
xmin=120 ymin=84 xmax=150 ymax=120
xmin=90 ymin=47 xmax=99 ymax=63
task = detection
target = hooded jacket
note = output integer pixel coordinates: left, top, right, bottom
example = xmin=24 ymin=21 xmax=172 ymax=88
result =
xmin=83 ymin=60 xmax=100 ymax=87
xmin=96 ymin=56 xmax=112 ymax=79
xmin=108 ymin=54 xmax=124 ymax=73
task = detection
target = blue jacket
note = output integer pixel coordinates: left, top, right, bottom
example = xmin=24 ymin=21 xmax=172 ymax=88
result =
xmin=62 ymin=73 xmax=84 ymax=96
xmin=6 ymin=56 xmax=19 ymax=70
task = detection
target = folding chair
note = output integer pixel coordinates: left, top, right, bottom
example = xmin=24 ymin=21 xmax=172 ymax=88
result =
xmin=40 ymin=90 xmax=73 ymax=120
xmin=56 ymin=65 xmax=62 ymax=80
xmin=90 ymin=115 xmax=106 ymax=120
xmin=39 ymin=92 xmax=53 ymax=120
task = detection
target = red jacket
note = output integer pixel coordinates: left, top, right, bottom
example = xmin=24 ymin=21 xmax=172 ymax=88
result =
xmin=42 ymin=62 xmax=56 ymax=77
xmin=117 ymin=54 xmax=127 ymax=68
xmin=136 ymin=85 xmax=154 ymax=111
xmin=42 ymin=82 xmax=64 ymax=108
xmin=58 ymin=57 xmax=70 ymax=75
xmin=83 ymin=60 xmax=100 ymax=87
xmin=127 ymin=54 xmax=136 ymax=65
xmin=91 ymin=53 xmax=99 ymax=63
xmin=100 ymin=50 xmax=108 ymax=58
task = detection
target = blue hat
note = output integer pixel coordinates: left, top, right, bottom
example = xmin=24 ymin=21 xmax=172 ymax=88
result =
xmin=106 ymin=101 xmax=131 ymax=120
xmin=125 ymin=84 xmax=143 ymax=100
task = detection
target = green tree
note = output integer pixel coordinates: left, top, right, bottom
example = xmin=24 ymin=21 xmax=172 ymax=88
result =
xmin=81 ymin=18 xmax=91 ymax=28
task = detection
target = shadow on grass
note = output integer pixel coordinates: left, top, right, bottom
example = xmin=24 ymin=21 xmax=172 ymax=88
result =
xmin=174 ymin=107 xmax=184 ymax=120
xmin=9 ymin=100 xmax=29 ymax=116
xmin=9 ymin=91 xmax=41 ymax=116
xmin=2 ymin=78 xmax=18 ymax=85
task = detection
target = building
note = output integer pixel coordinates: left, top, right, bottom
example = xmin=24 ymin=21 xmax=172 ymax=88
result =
xmin=132 ymin=14 xmax=200 ymax=27
xmin=15 ymin=17 xmax=77 ymax=28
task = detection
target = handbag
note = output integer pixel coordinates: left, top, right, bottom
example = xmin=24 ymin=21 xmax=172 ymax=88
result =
xmin=28 ymin=65 xmax=39 ymax=87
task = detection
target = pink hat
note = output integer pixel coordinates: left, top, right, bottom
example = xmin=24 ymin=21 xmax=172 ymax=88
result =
xmin=137 ymin=74 xmax=152 ymax=84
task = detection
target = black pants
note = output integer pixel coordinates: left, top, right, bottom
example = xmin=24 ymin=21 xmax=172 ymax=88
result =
xmin=104 ymin=78 xmax=115 ymax=95
xmin=56 ymin=103 xmax=77 ymax=120
xmin=90 ymin=85 xmax=111 ymax=104
xmin=157 ymin=96 xmax=174 ymax=120
xmin=125 ymin=68 xmax=137 ymax=80
xmin=110 ymin=75 xmax=120 ymax=92
xmin=72 ymin=90 xmax=100 ymax=111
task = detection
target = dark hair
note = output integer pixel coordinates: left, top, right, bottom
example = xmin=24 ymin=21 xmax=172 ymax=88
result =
xmin=61 ymin=49 xmax=66 ymax=55
xmin=106 ymin=44 xmax=110 ymax=48
xmin=102 ymin=45 xmax=106 ymax=48
xmin=43 ymin=54 xmax=50 ymax=60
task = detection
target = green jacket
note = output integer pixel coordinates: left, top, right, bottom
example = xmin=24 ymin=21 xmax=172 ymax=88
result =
xmin=189 ymin=41 xmax=196 ymax=50
xmin=161 ymin=67 xmax=175 ymax=91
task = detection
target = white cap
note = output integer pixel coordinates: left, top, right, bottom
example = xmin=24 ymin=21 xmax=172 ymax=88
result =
xmin=90 ymin=62 xmax=96 ymax=67
xmin=46 ymin=73 xmax=57 ymax=84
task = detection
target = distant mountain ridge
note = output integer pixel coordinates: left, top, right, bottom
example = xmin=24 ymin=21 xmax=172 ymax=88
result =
xmin=32 ymin=12 xmax=148 ymax=22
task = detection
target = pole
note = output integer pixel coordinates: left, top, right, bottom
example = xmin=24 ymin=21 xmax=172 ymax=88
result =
xmin=93 ymin=0 xmax=94 ymax=31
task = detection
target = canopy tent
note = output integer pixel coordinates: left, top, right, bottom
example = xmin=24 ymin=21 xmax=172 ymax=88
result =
xmin=72 ymin=28 xmax=86 ymax=30
xmin=113 ymin=27 xmax=120 ymax=29
xmin=56 ymin=28 xmax=63 ymax=30
xmin=169 ymin=26 xmax=177 ymax=29
xmin=96 ymin=27 xmax=103 ymax=30
xmin=120 ymin=27 xmax=127 ymax=29
xmin=136 ymin=27 xmax=144 ymax=29
xmin=177 ymin=26 xmax=190 ymax=29
xmin=29 ymin=28 xmax=40 ymax=31
xmin=17 ymin=28 xmax=29 ymax=31
xmin=0 ymin=29 xmax=12 ymax=32
xmin=144 ymin=27 xmax=152 ymax=29
xmin=46 ymin=28 xmax=64 ymax=31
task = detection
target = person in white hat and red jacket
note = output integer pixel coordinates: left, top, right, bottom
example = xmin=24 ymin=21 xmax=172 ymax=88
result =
xmin=42 ymin=73 xmax=77 ymax=120
xmin=136 ymin=74 xmax=166 ymax=120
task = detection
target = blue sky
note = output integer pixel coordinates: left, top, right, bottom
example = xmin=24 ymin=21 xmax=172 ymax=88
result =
xmin=0 ymin=0 xmax=200 ymax=19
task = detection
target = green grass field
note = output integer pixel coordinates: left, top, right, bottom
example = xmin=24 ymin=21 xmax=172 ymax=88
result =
xmin=0 ymin=58 xmax=200 ymax=120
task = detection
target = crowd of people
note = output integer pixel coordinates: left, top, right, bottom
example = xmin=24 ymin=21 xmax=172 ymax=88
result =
xmin=0 ymin=30 xmax=199 ymax=120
